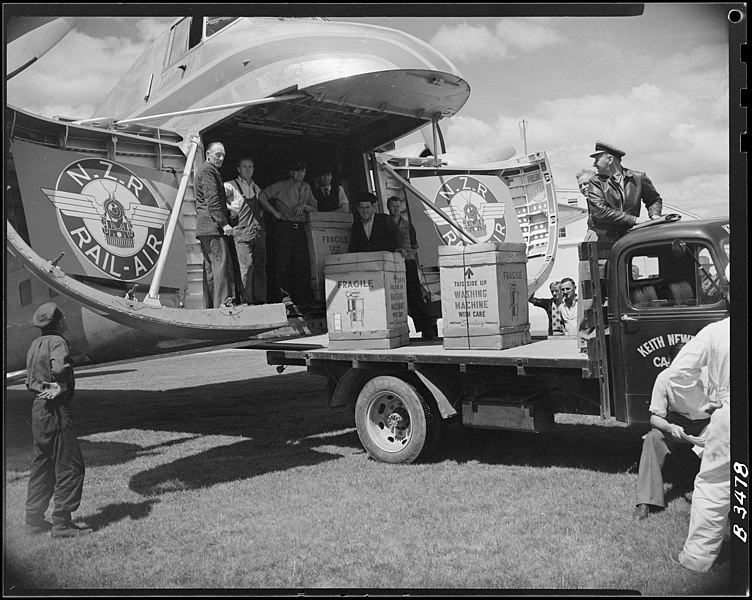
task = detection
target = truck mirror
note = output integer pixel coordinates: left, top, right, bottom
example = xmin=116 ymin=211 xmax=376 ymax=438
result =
xmin=671 ymin=239 xmax=687 ymax=258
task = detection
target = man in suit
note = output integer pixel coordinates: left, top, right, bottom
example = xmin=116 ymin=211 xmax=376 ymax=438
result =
xmin=194 ymin=141 xmax=235 ymax=308
xmin=349 ymin=193 xmax=436 ymax=339
xmin=313 ymin=168 xmax=350 ymax=213
xmin=586 ymin=141 xmax=663 ymax=242
xmin=348 ymin=192 xmax=401 ymax=254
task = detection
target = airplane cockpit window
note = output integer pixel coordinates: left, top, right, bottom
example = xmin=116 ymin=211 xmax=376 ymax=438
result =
xmin=206 ymin=17 xmax=239 ymax=37
xmin=627 ymin=242 xmax=724 ymax=309
xmin=165 ymin=18 xmax=203 ymax=68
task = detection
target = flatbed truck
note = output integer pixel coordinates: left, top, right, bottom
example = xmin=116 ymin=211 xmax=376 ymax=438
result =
xmin=264 ymin=217 xmax=730 ymax=464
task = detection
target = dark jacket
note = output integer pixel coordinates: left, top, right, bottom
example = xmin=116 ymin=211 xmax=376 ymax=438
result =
xmin=348 ymin=213 xmax=401 ymax=253
xmin=586 ymin=168 xmax=662 ymax=239
xmin=313 ymin=184 xmax=341 ymax=212
xmin=195 ymin=160 xmax=231 ymax=236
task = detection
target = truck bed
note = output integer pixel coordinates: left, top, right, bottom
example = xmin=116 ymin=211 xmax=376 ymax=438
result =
xmin=262 ymin=334 xmax=589 ymax=372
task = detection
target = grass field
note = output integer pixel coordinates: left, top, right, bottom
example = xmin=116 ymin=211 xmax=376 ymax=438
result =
xmin=3 ymin=348 xmax=738 ymax=594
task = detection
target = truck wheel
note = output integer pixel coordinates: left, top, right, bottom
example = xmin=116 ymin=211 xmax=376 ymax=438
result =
xmin=355 ymin=375 xmax=435 ymax=464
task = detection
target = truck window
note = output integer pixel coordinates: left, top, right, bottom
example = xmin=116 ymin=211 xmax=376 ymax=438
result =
xmin=627 ymin=242 xmax=724 ymax=309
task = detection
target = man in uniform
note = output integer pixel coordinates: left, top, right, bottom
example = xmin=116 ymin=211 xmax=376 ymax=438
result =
xmin=586 ymin=141 xmax=663 ymax=242
xmin=224 ymin=157 xmax=266 ymax=304
xmin=195 ymin=141 xmax=236 ymax=308
xmin=258 ymin=160 xmax=319 ymax=315
xmin=25 ymin=303 xmax=92 ymax=538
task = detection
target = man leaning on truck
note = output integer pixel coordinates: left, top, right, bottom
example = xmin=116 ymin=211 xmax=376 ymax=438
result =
xmin=585 ymin=141 xmax=663 ymax=242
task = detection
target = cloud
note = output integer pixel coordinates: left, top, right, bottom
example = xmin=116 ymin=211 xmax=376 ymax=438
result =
xmin=430 ymin=18 xmax=564 ymax=62
xmin=7 ymin=20 xmax=170 ymax=119
xmin=439 ymin=62 xmax=729 ymax=218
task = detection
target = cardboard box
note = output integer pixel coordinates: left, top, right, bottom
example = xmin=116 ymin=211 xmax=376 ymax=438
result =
xmin=439 ymin=242 xmax=531 ymax=350
xmin=325 ymin=251 xmax=409 ymax=349
xmin=306 ymin=212 xmax=353 ymax=302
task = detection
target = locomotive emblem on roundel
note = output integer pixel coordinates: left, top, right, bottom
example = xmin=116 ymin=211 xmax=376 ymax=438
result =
xmin=41 ymin=158 xmax=171 ymax=281
xmin=424 ymin=175 xmax=508 ymax=245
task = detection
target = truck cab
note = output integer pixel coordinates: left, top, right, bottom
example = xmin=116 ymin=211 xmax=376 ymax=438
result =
xmin=604 ymin=217 xmax=730 ymax=423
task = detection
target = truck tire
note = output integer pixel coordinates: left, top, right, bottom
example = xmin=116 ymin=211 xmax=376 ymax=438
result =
xmin=355 ymin=375 xmax=436 ymax=464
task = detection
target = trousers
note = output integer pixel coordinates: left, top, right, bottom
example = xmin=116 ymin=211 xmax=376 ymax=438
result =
xmin=405 ymin=259 xmax=432 ymax=333
xmin=679 ymin=404 xmax=730 ymax=572
xmin=234 ymin=235 xmax=267 ymax=304
xmin=636 ymin=428 xmax=700 ymax=507
xmin=273 ymin=222 xmax=313 ymax=306
xmin=25 ymin=396 xmax=85 ymax=520
xmin=198 ymin=235 xmax=235 ymax=309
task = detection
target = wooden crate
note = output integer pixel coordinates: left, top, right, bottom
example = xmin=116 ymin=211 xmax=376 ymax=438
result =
xmin=325 ymin=251 xmax=409 ymax=350
xmin=439 ymin=242 xmax=531 ymax=350
xmin=306 ymin=212 xmax=354 ymax=302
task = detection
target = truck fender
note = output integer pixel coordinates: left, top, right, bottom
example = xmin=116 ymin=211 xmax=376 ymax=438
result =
xmin=330 ymin=368 xmax=374 ymax=410
xmin=414 ymin=369 xmax=459 ymax=419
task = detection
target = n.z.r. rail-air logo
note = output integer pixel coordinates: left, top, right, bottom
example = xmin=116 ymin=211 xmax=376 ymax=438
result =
xmin=424 ymin=175 xmax=508 ymax=246
xmin=42 ymin=158 xmax=170 ymax=281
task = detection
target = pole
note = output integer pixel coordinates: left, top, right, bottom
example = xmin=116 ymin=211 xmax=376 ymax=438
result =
xmin=378 ymin=159 xmax=475 ymax=244
xmin=144 ymin=137 xmax=200 ymax=306
xmin=432 ymin=117 xmax=440 ymax=168
xmin=519 ymin=118 xmax=528 ymax=155
xmin=75 ymin=94 xmax=306 ymax=126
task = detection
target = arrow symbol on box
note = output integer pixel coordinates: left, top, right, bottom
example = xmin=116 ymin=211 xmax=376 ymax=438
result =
xmin=464 ymin=268 xmax=474 ymax=279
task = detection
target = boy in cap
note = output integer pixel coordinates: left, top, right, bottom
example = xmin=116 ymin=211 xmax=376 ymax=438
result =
xmin=24 ymin=302 xmax=92 ymax=538
xmin=585 ymin=140 xmax=663 ymax=242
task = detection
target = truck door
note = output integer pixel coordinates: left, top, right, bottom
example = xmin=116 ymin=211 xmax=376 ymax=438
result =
xmin=610 ymin=238 xmax=728 ymax=423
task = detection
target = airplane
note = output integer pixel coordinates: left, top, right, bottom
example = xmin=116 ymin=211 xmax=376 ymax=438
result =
xmin=5 ymin=14 xmax=559 ymax=376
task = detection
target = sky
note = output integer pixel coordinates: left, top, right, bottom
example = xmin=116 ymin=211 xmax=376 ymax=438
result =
xmin=5 ymin=4 xmax=738 ymax=218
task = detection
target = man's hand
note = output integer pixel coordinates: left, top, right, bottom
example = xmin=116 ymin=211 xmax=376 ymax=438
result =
xmin=292 ymin=204 xmax=306 ymax=217
xmin=700 ymin=400 xmax=723 ymax=414
xmin=37 ymin=382 xmax=63 ymax=400
xmin=679 ymin=430 xmax=706 ymax=447
xmin=668 ymin=423 xmax=685 ymax=440
xmin=222 ymin=224 xmax=233 ymax=236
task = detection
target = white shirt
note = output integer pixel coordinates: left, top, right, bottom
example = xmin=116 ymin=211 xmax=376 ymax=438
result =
xmin=668 ymin=317 xmax=730 ymax=406
xmin=650 ymin=366 xmax=708 ymax=421
xmin=224 ymin=177 xmax=260 ymax=212
xmin=558 ymin=298 xmax=578 ymax=334
xmin=362 ymin=215 xmax=374 ymax=240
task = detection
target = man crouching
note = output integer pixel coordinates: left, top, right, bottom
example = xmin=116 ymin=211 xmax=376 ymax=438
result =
xmin=632 ymin=342 xmax=711 ymax=520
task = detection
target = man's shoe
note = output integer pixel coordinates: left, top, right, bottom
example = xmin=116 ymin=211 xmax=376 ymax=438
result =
xmin=25 ymin=517 xmax=52 ymax=535
xmin=51 ymin=520 xmax=93 ymax=538
xmin=632 ymin=504 xmax=650 ymax=520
